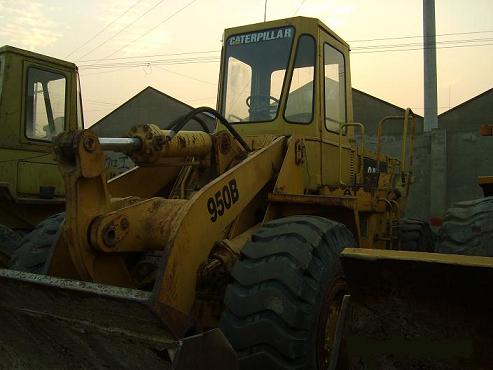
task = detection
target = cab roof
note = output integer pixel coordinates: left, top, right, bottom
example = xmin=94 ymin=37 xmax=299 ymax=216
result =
xmin=0 ymin=45 xmax=77 ymax=70
xmin=223 ymin=16 xmax=350 ymax=50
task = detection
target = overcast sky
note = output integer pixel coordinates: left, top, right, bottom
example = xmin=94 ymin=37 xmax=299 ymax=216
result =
xmin=1 ymin=0 xmax=492 ymax=126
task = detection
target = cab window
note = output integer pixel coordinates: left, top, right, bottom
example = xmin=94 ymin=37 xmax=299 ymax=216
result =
xmin=25 ymin=67 xmax=66 ymax=141
xmin=285 ymin=34 xmax=316 ymax=124
xmin=324 ymin=44 xmax=346 ymax=132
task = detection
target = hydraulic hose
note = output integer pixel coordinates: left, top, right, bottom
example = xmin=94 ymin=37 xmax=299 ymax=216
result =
xmin=168 ymin=107 xmax=251 ymax=152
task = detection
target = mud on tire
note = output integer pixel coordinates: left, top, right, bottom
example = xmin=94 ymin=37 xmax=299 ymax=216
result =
xmin=438 ymin=197 xmax=493 ymax=256
xmin=220 ymin=216 xmax=355 ymax=370
xmin=0 ymin=225 xmax=22 ymax=268
xmin=9 ymin=213 xmax=64 ymax=273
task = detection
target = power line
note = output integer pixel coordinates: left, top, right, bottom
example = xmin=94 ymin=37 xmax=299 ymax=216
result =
xmin=78 ymin=41 xmax=492 ymax=71
xmin=154 ymin=65 xmax=216 ymax=85
xmin=292 ymin=0 xmax=308 ymax=16
xmin=352 ymin=37 xmax=493 ymax=50
xmin=76 ymin=33 xmax=493 ymax=75
xmin=80 ymin=66 xmax=135 ymax=76
xmin=79 ymin=55 xmax=220 ymax=69
xmin=85 ymin=99 xmax=119 ymax=106
xmin=65 ymin=0 xmax=146 ymax=59
xmin=78 ymin=37 xmax=493 ymax=70
xmin=75 ymin=29 xmax=493 ymax=64
xmin=76 ymin=0 xmax=168 ymax=60
xmin=349 ymin=29 xmax=493 ymax=43
xmin=76 ymin=50 xmax=218 ymax=63
xmin=185 ymin=96 xmax=216 ymax=102
xmin=353 ymin=42 xmax=493 ymax=54
xmin=104 ymin=0 xmax=199 ymax=58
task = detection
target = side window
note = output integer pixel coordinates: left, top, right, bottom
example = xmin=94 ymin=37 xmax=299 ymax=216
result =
xmin=25 ymin=68 xmax=66 ymax=141
xmin=324 ymin=44 xmax=346 ymax=132
xmin=285 ymin=35 xmax=316 ymax=124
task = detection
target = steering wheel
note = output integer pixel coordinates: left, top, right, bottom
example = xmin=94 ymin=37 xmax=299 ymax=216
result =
xmin=245 ymin=95 xmax=279 ymax=118
xmin=246 ymin=95 xmax=280 ymax=108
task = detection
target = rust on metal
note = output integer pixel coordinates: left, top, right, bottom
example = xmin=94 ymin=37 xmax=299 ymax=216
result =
xmin=294 ymin=139 xmax=305 ymax=165
xmin=478 ymin=175 xmax=493 ymax=197
xmin=129 ymin=124 xmax=212 ymax=164
xmin=268 ymin=192 xmax=356 ymax=208
xmin=89 ymin=198 xmax=187 ymax=253
xmin=479 ymin=124 xmax=493 ymax=136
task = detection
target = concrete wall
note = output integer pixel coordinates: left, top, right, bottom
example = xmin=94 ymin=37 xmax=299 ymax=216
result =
xmin=446 ymin=130 xmax=493 ymax=205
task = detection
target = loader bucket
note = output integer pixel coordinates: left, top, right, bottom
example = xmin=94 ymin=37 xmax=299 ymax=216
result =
xmin=333 ymin=248 xmax=493 ymax=370
xmin=0 ymin=269 xmax=238 ymax=369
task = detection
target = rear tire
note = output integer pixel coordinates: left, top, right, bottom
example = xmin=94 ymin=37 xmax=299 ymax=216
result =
xmin=219 ymin=216 xmax=355 ymax=370
xmin=9 ymin=213 xmax=64 ymax=273
xmin=399 ymin=218 xmax=435 ymax=252
xmin=0 ymin=225 xmax=21 ymax=268
xmin=438 ymin=197 xmax=493 ymax=256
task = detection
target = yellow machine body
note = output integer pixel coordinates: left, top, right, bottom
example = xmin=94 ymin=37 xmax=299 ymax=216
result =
xmin=0 ymin=17 xmax=472 ymax=370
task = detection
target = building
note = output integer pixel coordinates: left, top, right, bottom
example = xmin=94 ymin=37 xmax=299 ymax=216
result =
xmin=437 ymin=88 xmax=493 ymax=209
xmin=90 ymin=86 xmax=216 ymax=137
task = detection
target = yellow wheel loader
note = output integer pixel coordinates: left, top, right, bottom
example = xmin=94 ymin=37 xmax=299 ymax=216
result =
xmin=0 ymin=46 xmax=83 ymax=265
xmin=1 ymin=16 xmax=487 ymax=369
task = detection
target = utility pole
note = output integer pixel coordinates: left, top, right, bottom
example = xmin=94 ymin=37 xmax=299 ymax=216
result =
xmin=424 ymin=0 xmax=447 ymax=221
xmin=264 ymin=0 xmax=268 ymax=22
xmin=423 ymin=0 xmax=438 ymax=131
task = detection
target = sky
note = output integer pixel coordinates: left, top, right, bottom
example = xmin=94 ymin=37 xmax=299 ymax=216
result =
xmin=1 ymin=0 xmax=492 ymax=126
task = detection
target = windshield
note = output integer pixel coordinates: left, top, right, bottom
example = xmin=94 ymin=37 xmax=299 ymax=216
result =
xmin=221 ymin=26 xmax=294 ymax=123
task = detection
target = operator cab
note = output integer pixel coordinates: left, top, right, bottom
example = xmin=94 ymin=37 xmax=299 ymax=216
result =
xmin=219 ymin=17 xmax=354 ymax=190
xmin=0 ymin=45 xmax=84 ymax=145
xmin=0 ymin=45 xmax=84 ymax=209
xmin=220 ymin=17 xmax=352 ymax=135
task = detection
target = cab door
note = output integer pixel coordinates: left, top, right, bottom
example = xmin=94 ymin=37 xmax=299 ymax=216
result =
xmin=282 ymin=33 xmax=322 ymax=191
xmin=319 ymin=30 xmax=353 ymax=186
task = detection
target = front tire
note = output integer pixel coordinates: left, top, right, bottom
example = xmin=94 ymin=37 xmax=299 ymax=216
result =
xmin=10 ymin=213 xmax=64 ymax=273
xmin=0 ymin=225 xmax=21 ymax=268
xmin=220 ymin=216 xmax=355 ymax=370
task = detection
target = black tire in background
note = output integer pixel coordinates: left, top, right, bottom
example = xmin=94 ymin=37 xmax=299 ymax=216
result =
xmin=0 ymin=225 xmax=21 ymax=268
xmin=438 ymin=197 xmax=493 ymax=256
xmin=399 ymin=218 xmax=435 ymax=252
xmin=9 ymin=213 xmax=64 ymax=273
xmin=220 ymin=216 xmax=355 ymax=370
